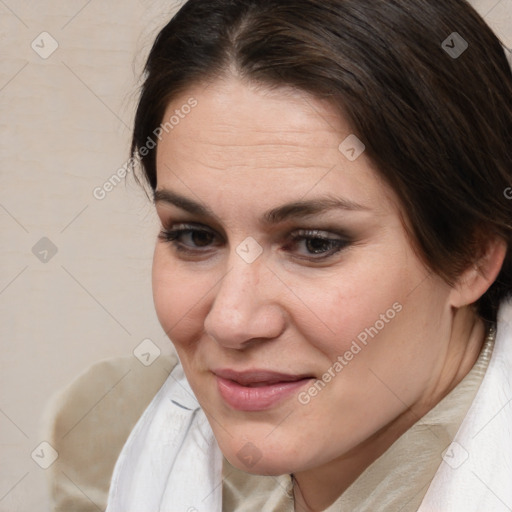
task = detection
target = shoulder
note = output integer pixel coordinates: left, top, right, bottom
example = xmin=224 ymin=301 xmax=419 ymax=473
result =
xmin=43 ymin=351 xmax=179 ymax=511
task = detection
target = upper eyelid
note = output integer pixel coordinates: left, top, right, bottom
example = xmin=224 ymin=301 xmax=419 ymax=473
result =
xmin=159 ymin=214 xmax=351 ymax=234
xmin=164 ymin=223 xmax=346 ymax=240
xmin=162 ymin=221 xmax=217 ymax=233
xmin=159 ymin=216 xmax=226 ymax=237
xmin=291 ymin=228 xmax=347 ymax=238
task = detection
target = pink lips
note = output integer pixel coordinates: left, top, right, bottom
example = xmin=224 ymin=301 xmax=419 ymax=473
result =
xmin=214 ymin=369 xmax=314 ymax=411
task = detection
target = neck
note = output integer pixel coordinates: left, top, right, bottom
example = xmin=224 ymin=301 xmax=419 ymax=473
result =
xmin=292 ymin=307 xmax=486 ymax=512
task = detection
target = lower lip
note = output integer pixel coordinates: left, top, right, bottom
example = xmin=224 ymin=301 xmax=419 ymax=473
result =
xmin=216 ymin=376 xmax=313 ymax=411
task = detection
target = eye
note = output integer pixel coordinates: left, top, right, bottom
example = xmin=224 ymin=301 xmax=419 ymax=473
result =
xmin=158 ymin=223 xmax=221 ymax=254
xmin=286 ymin=229 xmax=350 ymax=260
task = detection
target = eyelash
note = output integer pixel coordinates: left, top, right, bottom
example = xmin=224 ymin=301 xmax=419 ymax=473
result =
xmin=158 ymin=223 xmax=351 ymax=261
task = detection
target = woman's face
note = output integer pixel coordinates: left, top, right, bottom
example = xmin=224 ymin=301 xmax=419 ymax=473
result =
xmin=152 ymin=77 xmax=454 ymax=475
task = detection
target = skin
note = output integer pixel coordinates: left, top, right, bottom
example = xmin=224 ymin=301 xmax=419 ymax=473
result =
xmin=151 ymin=77 xmax=505 ymax=511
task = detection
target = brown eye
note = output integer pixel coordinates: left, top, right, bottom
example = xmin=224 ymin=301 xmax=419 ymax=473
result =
xmin=191 ymin=230 xmax=215 ymax=247
xmin=305 ymin=237 xmax=334 ymax=254
xmin=287 ymin=229 xmax=350 ymax=260
xmin=158 ymin=223 xmax=221 ymax=254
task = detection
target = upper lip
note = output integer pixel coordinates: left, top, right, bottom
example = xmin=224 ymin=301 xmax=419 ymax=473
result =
xmin=213 ymin=369 xmax=314 ymax=386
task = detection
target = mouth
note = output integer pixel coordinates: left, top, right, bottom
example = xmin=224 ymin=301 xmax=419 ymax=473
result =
xmin=213 ymin=369 xmax=315 ymax=411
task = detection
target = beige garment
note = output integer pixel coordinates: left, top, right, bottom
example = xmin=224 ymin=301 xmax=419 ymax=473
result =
xmin=45 ymin=354 xmax=178 ymax=512
xmin=222 ymin=327 xmax=495 ymax=512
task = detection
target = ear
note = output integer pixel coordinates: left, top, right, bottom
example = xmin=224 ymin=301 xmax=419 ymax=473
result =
xmin=449 ymin=236 xmax=507 ymax=308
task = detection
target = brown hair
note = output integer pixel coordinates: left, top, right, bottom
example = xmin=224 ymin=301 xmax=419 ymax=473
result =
xmin=132 ymin=0 xmax=512 ymax=321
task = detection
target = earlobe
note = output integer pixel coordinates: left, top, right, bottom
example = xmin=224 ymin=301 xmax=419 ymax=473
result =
xmin=449 ymin=236 xmax=507 ymax=308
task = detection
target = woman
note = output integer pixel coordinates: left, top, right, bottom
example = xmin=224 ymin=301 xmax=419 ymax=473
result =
xmin=106 ymin=0 xmax=512 ymax=510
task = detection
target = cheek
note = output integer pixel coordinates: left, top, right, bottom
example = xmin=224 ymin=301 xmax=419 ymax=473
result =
xmin=291 ymin=263 xmax=408 ymax=360
xmin=303 ymin=273 xmax=451 ymax=415
xmin=152 ymin=247 xmax=207 ymax=347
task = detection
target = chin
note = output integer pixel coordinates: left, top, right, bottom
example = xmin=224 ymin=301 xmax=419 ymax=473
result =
xmin=225 ymin=451 xmax=297 ymax=476
xmin=219 ymin=435 xmax=313 ymax=476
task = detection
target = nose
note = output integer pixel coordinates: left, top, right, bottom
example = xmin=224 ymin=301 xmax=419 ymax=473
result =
xmin=203 ymin=253 xmax=286 ymax=350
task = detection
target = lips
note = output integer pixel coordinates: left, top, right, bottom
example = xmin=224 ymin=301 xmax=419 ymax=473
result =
xmin=214 ymin=369 xmax=315 ymax=411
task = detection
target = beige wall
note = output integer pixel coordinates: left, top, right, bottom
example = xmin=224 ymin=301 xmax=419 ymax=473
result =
xmin=1 ymin=1 xmax=511 ymax=510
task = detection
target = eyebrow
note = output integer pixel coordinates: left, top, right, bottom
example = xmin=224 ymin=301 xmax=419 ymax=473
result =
xmin=154 ymin=189 xmax=369 ymax=225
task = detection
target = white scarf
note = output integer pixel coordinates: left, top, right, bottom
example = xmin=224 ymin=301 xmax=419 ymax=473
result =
xmin=106 ymin=299 xmax=512 ymax=512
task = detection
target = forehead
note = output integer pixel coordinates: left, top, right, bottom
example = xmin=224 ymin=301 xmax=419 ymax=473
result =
xmin=154 ymin=77 xmax=396 ymax=214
